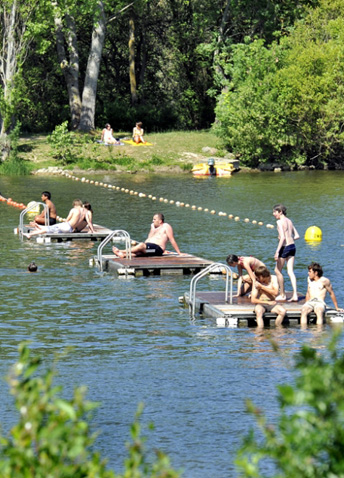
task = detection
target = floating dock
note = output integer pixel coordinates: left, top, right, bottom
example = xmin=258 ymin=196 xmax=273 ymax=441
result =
xmin=94 ymin=253 xmax=216 ymax=276
xmin=20 ymin=224 xmax=113 ymax=242
xmin=182 ymin=291 xmax=343 ymax=327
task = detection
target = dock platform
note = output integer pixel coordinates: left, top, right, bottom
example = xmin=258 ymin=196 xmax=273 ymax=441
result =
xmin=183 ymin=291 xmax=344 ymax=326
xmin=95 ymin=253 xmax=216 ymax=276
xmin=21 ymin=224 xmax=113 ymax=242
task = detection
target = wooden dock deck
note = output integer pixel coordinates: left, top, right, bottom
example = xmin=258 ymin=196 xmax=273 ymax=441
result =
xmin=183 ymin=291 xmax=343 ymax=327
xmin=21 ymin=224 xmax=113 ymax=242
xmin=95 ymin=253 xmax=216 ymax=276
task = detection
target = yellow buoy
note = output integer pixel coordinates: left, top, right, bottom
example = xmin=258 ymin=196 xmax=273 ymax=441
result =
xmin=305 ymin=226 xmax=322 ymax=242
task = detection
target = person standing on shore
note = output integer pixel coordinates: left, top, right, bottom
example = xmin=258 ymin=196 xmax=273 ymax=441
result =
xmin=273 ymin=204 xmax=299 ymax=302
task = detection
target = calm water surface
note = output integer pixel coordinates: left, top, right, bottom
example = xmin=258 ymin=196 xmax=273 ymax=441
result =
xmin=0 ymin=171 xmax=343 ymax=477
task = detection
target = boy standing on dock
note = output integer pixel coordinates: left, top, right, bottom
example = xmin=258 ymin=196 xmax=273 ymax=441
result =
xmin=300 ymin=262 xmax=343 ymax=326
xmin=251 ymin=265 xmax=286 ymax=328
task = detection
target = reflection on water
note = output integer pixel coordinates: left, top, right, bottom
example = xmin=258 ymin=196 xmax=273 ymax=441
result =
xmin=0 ymin=171 xmax=343 ymax=477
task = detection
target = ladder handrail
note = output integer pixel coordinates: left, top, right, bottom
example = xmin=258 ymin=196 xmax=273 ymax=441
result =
xmin=189 ymin=263 xmax=233 ymax=317
xmin=19 ymin=202 xmax=49 ymax=236
xmin=97 ymin=230 xmax=131 ymax=272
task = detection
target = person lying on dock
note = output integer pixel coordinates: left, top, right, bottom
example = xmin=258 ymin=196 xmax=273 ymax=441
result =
xmin=300 ymin=262 xmax=344 ymax=326
xmin=251 ymin=265 xmax=286 ymax=328
xmin=30 ymin=191 xmax=57 ymax=226
xmin=74 ymin=202 xmax=95 ymax=233
xmin=23 ymin=199 xmax=84 ymax=239
xmin=226 ymin=254 xmax=266 ymax=297
xmin=112 ymin=213 xmax=181 ymax=258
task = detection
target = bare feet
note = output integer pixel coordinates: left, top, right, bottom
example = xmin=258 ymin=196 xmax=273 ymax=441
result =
xmin=288 ymin=296 xmax=298 ymax=302
xmin=112 ymin=246 xmax=125 ymax=258
xmin=22 ymin=233 xmax=31 ymax=239
xmin=275 ymin=295 xmax=286 ymax=301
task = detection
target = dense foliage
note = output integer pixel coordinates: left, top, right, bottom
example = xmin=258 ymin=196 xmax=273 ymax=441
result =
xmin=214 ymin=0 xmax=344 ymax=167
xmin=0 ymin=344 xmax=180 ymax=477
xmin=236 ymin=332 xmax=344 ymax=477
xmin=3 ymin=0 xmax=344 ymax=167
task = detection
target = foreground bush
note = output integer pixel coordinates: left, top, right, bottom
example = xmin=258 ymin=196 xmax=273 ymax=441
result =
xmin=236 ymin=332 xmax=344 ymax=477
xmin=0 ymin=344 xmax=180 ymax=478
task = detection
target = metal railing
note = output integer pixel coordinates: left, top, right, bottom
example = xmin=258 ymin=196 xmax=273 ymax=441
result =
xmin=18 ymin=202 xmax=49 ymax=237
xmin=189 ymin=263 xmax=233 ymax=317
xmin=96 ymin=230 xmax=131 ymax=272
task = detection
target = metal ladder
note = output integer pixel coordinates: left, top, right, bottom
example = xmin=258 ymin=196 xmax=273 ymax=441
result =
xmin=96 ymin=230 xmax=132 ymax=272
xmin=18 ymin=202 xmax=50 ymax=237
xmin=189 ymin=263 xmax=234 ymax=317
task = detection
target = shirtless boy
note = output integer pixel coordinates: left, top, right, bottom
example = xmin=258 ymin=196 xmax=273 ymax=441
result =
xmin=112 ymin=213 xmax=181 ymax=258
xmin=300 ymin=262 xmax=343 ymax=326
xmin=226 ymin=254 xmax=265 ymax=297
xmin=32 ymin=191 xmax=57 ymax=226
xmin=251 ymin=265 xmax=286 ymax=328
xmin=273 ymin=204 xmax=300 ymax=302
xmin=23 ymin=199 xmax=84 ymax=238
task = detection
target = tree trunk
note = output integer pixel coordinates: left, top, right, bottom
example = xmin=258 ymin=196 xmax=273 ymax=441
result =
xmin=53 ymin=9 xmax=82 ymax=130
xmin=78 ymin=0 xmax=106 ymax=131
xmin=129 ymin=13 xmax=137 ymax=105
xmin=0 ymin=0 xmax=20 ymax=135
xmin=213 ymin=0 xmax=231 ymax=85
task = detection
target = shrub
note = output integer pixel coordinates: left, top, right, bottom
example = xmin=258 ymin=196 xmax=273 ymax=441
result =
xmin=0 ymin=344 xmax=180 ymax=478
xmin=236 ymin=332 xmax=344 ymax=477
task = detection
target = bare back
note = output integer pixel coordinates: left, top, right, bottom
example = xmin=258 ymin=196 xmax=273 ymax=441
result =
xmin=66 ymin=207 xmax=84 ymax=229
xmin=277 ymin=216 xmax=298 ymax=246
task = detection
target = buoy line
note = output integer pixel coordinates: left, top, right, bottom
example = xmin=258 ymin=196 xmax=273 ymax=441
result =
xmin=56 ymin=170 xmax=275 ymax=230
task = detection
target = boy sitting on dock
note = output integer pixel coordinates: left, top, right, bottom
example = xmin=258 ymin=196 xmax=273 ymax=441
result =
xmin=300 ymin=262 xmax=343 ymax=326
xmin=112 ymin=213 xmax=181 ymax=258
xmin=251 ymin=265 xmax=286 ymax=328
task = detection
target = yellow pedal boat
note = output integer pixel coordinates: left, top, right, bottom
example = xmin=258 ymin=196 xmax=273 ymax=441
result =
xmin=192 ymin=158 xmax=236 ymax=177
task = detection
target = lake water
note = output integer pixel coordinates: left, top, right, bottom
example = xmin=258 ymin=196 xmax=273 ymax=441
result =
xmin=0 ymin=170 xmax=343 ymax=477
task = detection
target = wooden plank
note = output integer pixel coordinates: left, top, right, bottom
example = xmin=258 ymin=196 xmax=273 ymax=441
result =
xmin=22 ymin=224 xmax=113 ymax=242
xmin=183 ymin=291 xmax=343 ymax=326
xmin=97 ymin=253 xmax=215 ymax=276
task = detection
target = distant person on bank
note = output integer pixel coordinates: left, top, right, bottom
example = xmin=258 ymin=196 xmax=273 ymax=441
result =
xmin=101 ymin=123 xmax=120 ymax=144
xmin=132 ymin=122 xmax=146 ymax=144
xmin=112 ymin=213 xmax=181 ymax=258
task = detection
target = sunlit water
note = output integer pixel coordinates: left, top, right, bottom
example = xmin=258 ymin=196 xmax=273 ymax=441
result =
xmin=0 ymin=171 xmax=343 ymax=477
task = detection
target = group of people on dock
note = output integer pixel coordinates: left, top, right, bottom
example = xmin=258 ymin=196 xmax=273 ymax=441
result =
xmin=23 ymin=192 xmax=95 ymax=239
xmin=21 ymin=192 xmax=342 ymax=328
xmin=226 ymin=204 xmax=343 ymax=327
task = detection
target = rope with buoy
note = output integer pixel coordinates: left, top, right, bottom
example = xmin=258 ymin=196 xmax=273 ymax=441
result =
xmin=57 ymin=170 xmax=276 ymax=230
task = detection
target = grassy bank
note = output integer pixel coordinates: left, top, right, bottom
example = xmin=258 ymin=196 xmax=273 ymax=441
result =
xmin=16 ymin=129 xmax=227 ymax=174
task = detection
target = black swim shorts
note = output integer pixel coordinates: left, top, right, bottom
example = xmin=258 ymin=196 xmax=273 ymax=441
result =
xmin=49 ymin=217 xmax=57 ymax=225
xmin=145 ymin=243 xmax=164 ymax=256
xmin=278 ymin=244 xmax=296 ymax=259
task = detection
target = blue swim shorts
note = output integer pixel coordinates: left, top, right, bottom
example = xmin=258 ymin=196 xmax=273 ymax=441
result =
xmin=278 ymin=244 xmax=296 ymax=259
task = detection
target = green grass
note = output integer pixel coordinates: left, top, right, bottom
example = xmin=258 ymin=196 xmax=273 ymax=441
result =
xmin=17 ymin=129 xmax=226 ymax=173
